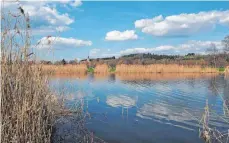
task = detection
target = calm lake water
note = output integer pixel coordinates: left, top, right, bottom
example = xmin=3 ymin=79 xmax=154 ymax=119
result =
xmin=50 ymin=73 xmax=229 ymax=143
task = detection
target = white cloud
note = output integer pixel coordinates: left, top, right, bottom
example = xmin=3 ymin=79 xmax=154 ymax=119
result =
xmin=59 ymin=0 xmax=82 ymax=7
xmin=36 ymin=36 xmax=92 ymax=49
xmin=3 ymin=1 xmax=75 ymax=35
xmin=120 ymin=40 xmax=223 ymax=55
xmin=105 ymin=30 xmax=138 ymax=41
xmin=135 ymin=10 xmax=229 ymax=37
xmin=135 ymin=15 xmax=163 ymax=28
xmin=71 ymin=0 xmax=82 ymax=7
xmin=59 ymin=0 xmax=71 ymax=4
xmin=87 ymin=40 xmax=223 ymax=58
xmin=56 ymin=26 xmax=69 ymax=32
xmin=22 ymin=3 xmax=74 ymax=26
xmin=106 ymin=95 xmax=136 ymax=108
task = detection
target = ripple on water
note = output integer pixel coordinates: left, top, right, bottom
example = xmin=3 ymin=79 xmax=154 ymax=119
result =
xmin=50 ymin=73 xmax=229 ymax=143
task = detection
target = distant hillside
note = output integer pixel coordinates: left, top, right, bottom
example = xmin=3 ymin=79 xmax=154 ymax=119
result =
xmin=40 ymin=53 xmax=229 ymax=68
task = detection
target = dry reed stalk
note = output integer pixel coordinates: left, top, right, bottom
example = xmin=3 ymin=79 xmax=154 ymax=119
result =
xmin=1 ymin=2 xmax=105 ymax=143
xmin=116 ymin=64 xmax=219 ymax=73
xmin=1 ymin=2 xmax=57 ymax=142
xmin=199 ymin=78 xmax=229 ymax=143
xmin=1 ymin=62 xmax=57 ymax=143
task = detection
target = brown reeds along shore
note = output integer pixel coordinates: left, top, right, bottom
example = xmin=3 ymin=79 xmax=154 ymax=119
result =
xmin=50 ymin=72 xmax=219 ymax=81
xmin=42 ymin=64 xmax=110 ymax=74
xmin=115 ymin=64 xmax=219 ymax=73
xmin=42 ymin=64 xmax=88 ymax=74
xmin=1 ymin=13 xmax=56 ymax=143
xmin=42 ymin=64 xmax=220 ymax=75
xmin=94 ymin=64 xmax=109 ymax=73
xmin=1 ymin=5 xmax=96 ymax=143
xmin=116 ymin=73 xmax=219 ymax=81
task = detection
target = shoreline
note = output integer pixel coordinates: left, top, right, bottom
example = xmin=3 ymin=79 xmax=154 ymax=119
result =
xmin=41 ymin=64 xmax=225 ymax=74
xmin=49 ymin=72 xmax=222 ymax=81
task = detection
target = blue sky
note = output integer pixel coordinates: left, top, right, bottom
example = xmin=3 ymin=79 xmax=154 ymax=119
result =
xmin=4 ymin=1 xmax=229 ymax=61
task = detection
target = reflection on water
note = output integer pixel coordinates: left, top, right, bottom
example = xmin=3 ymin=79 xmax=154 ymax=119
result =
xmin=106 ymin=95 xmax=137 ymax=108
xmin=50 ymin=73 xmax=229 ymax=143
xmin=116 ymin=73 xmax=218 ymax=81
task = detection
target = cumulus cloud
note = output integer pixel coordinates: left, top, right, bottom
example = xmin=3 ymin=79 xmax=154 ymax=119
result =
xmin=88 ymin=40 xmax=223 ymax=58
xmin=59 ymin=0 xmax=82 ymax=7
xmin=36 ymin=36 xmax=92 ymax=49
xmin=3 ymin=1 xmax=75 ymax=35
xmin=120 ymin=40 xmax=223 ymax=55
xmin=71 ymin=0 xmax=82 ymax=7
xmin=135 ymin=10 xmax=229 ymax=37
xmin=105 ymin=30 xmax=138 ymax=41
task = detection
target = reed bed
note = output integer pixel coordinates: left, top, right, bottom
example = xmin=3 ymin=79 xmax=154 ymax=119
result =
xmin=1 ymin=4 xmax=99 ymax=143
xmin=42 ymin=64 xmax=88 ymax=74
xmin=116 ymin=64 xmax=219 ymax=73
xmin=1 ymin=59 xmax=58 ymax=143
xmin=116 ymin=73 xmax=218 ymax=81
xmin=1 ymin=4 xmax=59 ymax=142
xmin=94 ymin=64 xmax=109 ymax=73
xmin=43 ymin=64 xmax=219 ymax=75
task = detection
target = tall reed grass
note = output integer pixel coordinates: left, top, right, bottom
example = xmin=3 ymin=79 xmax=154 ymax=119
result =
xmin=116 ymin=73 xmax=218 ymax=81
xmin=43 ymin=64 xmax=219 ymax=75
xmin=42 ymin=64 xmax=88 ymax=74
xmin=116 ymin=64 xmax=219 ymax=73
xmin=1 ymin=3 xmax=57 ymax=142
xmin=94 ymin=64 xmax=109 ymax=73
xmin=1 ymin=3 xmax=104 ymax=142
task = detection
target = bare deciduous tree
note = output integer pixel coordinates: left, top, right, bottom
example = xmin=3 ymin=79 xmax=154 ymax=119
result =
xmin=206 ymin=43 xmax=218 ymax=68
xmin=222 ymin=35 xmax=229 ymax=53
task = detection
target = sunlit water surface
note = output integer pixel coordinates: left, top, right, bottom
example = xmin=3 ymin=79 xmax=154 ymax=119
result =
xmin=50 ymin=73 xmax=229 ymax=143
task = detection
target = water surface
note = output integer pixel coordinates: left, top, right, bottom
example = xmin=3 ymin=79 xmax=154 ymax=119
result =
xmin=50 ymin=73 xmax=229 ymax=143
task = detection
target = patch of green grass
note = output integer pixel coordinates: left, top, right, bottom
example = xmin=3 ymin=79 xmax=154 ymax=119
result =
xmin=218 ymin=67 xmax=225 ymax=72
xmin=87 ymin=67 xmax=94 ymax=73
xmin=109 ymin=67 xmax=116 ymax=73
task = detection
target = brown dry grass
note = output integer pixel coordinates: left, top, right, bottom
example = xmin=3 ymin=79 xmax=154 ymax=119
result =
xmin=1 ymin=4 xmax=57 ymax=142
xmin=116 ymin=73 xmax=218 ymax=81
xmin=116 ymin=64 xmax=219 ymax=73
xmin=94 ymin=64 xmax=109 ymax=73
xmin=1 ymin=2 xmax=104 ymax=143
xmin=1 ymin=60 xmax=57 ymax=143
xmin=42 ymin=64 xmax=110 ymax=74
xmin=42 ymin=64 xmax=88 ymax=74
xmin=42 ymin=64 xmax=219 ymax=75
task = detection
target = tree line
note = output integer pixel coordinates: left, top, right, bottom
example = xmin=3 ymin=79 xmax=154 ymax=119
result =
xmin=40 ymin=35 xmax=229 ymax=68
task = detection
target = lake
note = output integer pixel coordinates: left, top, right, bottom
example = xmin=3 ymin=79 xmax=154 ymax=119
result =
xmin=50 ymin=73 xmax=229 ymax=143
